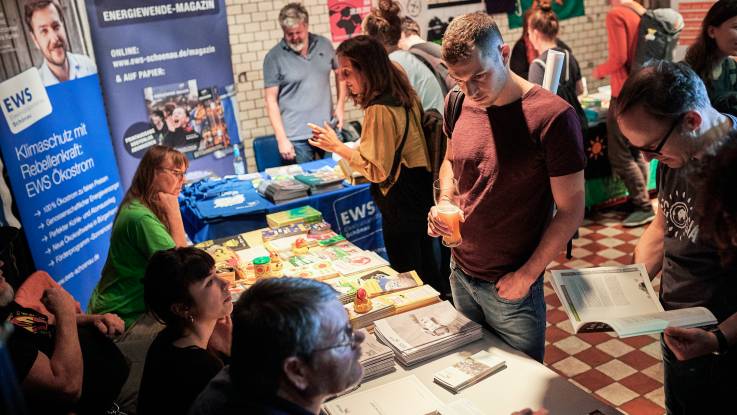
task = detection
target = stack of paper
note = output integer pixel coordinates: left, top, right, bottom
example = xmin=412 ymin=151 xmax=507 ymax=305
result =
xmin=374 ymin=301 xmax=483 ymax=366
xmin=257 ymin=179 xmax=309 ymax=203
xmin=358 ymin=329 xmax=396 ymax=382
xmin=433 ymin=351 xmax=506 ymax=393
xmin=294 ymin=169 xmax=344 ymax=194
xmin=266 ymin=206 xmax=323 ymax=228
xmin=324 ymin=267 xmax=425 ymax=304
xmin=372 ymin=285 xmax=440 ymax=314
xmin=345 ymin=301 xmax=396 ymax=329
xmin=323 ymin=375 xmax=445 ymax=415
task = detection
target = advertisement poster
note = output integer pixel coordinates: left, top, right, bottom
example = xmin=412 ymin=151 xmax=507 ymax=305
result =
xmin=507 ymin=0 xmax=585 ymax=30
xmin=84 ymin=0 xmax=242 ymax=188
xmin=328 ymin=0 xmax=372 ymax=42
xmin=0 ymin=1 xmax=123 ymax=307
xmin=398 ymin=0 xmax=485 ymax=42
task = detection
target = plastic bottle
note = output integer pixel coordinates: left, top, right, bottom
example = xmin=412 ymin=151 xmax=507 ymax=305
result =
xmin=232 ymin=144 xmax=246 ymax=175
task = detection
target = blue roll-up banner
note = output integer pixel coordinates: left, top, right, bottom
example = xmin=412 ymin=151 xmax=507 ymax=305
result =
xmin=84 ymin=0 xmax=243 ymax=188
xmin=0 ymin=69 xmax=124 ymax=308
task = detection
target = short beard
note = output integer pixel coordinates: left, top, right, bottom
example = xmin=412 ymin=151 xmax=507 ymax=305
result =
xmin=288 ymin=41 xmax=305 ymax=53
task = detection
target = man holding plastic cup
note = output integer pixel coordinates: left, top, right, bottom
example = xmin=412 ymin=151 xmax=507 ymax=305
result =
xmin=427 ymin=12 xmax=585 ymax=363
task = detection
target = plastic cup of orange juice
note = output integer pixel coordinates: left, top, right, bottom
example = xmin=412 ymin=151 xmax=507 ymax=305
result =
xmin=436 ymin=201 xmax=462 ymax=247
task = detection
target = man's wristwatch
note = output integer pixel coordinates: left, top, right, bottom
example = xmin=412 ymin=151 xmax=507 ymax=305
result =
xmin=710 ymin=327 xmax=729 ymax=355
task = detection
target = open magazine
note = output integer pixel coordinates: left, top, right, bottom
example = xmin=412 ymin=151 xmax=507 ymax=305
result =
xmin=550 ymin=265 xmax=717 ymax=338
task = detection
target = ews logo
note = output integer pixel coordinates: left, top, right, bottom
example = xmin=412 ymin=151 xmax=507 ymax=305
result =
xmin=3 ymin=87 xmax=33 ymax=113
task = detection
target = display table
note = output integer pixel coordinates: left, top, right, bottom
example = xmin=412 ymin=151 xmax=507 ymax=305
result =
xmin=213 ymin=229 xmax=617 ymax=413
xmin=583 ymin=118 xmax=658 ymax=209
xmin=181 ymin=159 xmax=385 ymax=253
xmin=345 ymin=330 xmax=620 ymax=415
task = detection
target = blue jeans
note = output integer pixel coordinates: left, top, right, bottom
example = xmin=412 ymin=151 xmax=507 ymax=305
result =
xmin=286 ymin=140 xmax=325 ymax=164
xmin=661 ymin=335 xmax=737 ymax=414
xmin=450 ymin=261 xmax=546 ymax=362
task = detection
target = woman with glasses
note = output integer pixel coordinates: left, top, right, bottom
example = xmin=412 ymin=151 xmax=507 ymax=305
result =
xmin=89 ymin=145 xmax=189 ymax=329
xmin=685 ymin=0 xmax=737 ymax=117
xmin=138 ymin=247 xmax=232 ymax=415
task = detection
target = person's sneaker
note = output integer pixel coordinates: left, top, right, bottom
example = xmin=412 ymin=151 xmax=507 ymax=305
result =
xmin=623 ymin=209 xmax=655 ymax=227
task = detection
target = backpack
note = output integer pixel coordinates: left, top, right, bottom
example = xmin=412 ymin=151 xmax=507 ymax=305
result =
xmin=625 ymin=7 xmax=684 ymax=73
xmin=442 ymin=86 xmax=577 ymax=259
xmin=531 ymin=49 xmax=588 ymax=135
xmin=409 ymin=42 xmax=457 ymax=96
xmin=368 ymin=95 xmax=447 ymax=184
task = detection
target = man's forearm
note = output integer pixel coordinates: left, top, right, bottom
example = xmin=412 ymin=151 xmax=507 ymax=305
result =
xmin=51 ymin=313 xmax=83 ymax=400
xmin=518 ymin=205 xmax=583 ymax=281
xmin=336 ymin=78 xmax=347 ymax=111
xmin=633 ymin=220 xmax=664 ymax=278
xmin=264 ymin=97 xmax=289 ymax=143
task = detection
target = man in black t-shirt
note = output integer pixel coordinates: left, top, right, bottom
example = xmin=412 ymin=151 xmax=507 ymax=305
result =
xmin=0 ymin=240 xmax=129 ymax=414
xmin=615 ymin=61 xmax=737 ymax=414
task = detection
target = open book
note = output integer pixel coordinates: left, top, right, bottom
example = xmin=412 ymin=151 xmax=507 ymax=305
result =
xmin=550 ymin=265 xmax=717 ymax=337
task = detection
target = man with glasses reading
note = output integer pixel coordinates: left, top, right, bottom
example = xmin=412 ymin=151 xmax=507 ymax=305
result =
xmin=615 ymin=61 xmax=737 ymax=414
xmin=190 ymin=277 xmax=365 ymax=415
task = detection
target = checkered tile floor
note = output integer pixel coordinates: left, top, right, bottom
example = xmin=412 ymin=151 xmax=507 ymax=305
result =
xmin=543 ymin=209 xmax=665 ymax=415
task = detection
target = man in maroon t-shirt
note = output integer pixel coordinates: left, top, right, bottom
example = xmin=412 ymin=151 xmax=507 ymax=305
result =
xmin=428 ymin=12 xmax=585 ymax=362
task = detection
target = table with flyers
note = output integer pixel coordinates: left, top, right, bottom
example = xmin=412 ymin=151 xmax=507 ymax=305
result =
xmin=330 ymin=329 xmax=621 ymax=415
xmin=205 ymin=227 xmax=619 ymax=415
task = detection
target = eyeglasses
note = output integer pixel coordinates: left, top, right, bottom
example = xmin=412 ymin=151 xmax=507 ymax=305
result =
xmin=312 ymin=324 xmax=359 ymax=353
xmin=626 ymin=113 xmax=685 ymax=156
xmin=158 ymin=167 xmax=186 ymax=179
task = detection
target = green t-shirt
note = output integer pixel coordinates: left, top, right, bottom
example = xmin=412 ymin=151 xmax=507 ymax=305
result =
xmin=88 ymin=199 xmax=175 ymax=328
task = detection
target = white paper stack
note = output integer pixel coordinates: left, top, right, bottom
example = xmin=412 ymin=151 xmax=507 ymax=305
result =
xmin=358 ymin=329 xmax=396 ymax=382
xmin=345 ymin=301 xmax=396 ymax=329
xmin=373 ymin=301 xmax=483 ymax=367
xmin=323 ymin=375 xmax=445 ymax=415
xmin=433 ymin=350 xmax=506 ymax=393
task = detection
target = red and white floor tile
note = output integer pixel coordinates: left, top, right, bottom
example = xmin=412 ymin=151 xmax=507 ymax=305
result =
xmin=544 ymin=210 xmax=665 ymax=415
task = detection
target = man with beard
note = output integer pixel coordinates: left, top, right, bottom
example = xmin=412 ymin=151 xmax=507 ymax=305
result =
xmin=25 ymin=1 xmax=96 ymax=86
xmin=189 ymin=277 xmax=365 ymax=415
xmin=263 ymin=3 xmax=347 ymax=164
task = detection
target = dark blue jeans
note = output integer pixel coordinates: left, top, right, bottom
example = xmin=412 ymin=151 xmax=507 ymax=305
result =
xmin=286 ymin=140 xmax=325 ymax=164
xmin=661 ymin=334 xmax=737 ymax=414
xmin=450 ymin=261 xmax=546 ymax=362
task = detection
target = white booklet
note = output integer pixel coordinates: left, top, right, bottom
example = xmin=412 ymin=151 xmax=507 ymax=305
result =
xmin=433 ymin=351 xmax=506 ymax=393
xmin=550 ymin=265 xmax=717 ymax=337
xmin=323 ymin=375 xmax=445 ymax=415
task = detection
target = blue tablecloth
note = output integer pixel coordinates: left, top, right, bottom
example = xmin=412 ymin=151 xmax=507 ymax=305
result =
xmin=181 ymin=159 xmax=386 ymax=255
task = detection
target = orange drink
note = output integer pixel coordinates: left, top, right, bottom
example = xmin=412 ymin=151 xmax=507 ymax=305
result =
xmin=437 ymin=201 xmax=462 ymax=247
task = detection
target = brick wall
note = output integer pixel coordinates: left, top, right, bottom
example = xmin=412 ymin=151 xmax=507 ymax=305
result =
xmin=226 ymin=0 xmax=611 ymax=172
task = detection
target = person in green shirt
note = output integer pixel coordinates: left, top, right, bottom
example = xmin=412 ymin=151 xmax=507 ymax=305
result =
xmin=89 ymin=145 xmax=189 ymax=328
xmin=685 ymin=0 xmax=737 ymax=117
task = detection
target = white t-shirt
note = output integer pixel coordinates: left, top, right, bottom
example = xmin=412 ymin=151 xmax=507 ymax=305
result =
xmin=39 ymin=52 xmax=97 ymax=86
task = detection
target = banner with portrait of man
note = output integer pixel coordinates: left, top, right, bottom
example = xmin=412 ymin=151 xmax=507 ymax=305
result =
xmin=0 ymin=0 xmax=123 ymax=307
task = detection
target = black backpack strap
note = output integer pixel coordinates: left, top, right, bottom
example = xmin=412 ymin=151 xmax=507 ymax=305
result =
xmin=444 ymin=86 xmax=465 ymax=138
xmin=379 ymin=106 xmax=411 ymax=188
